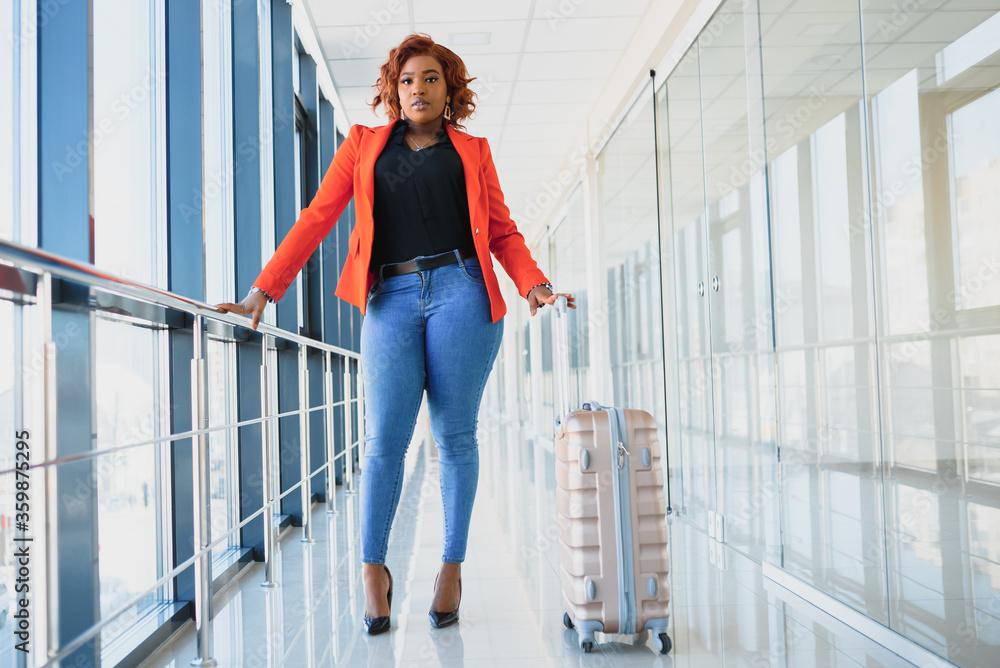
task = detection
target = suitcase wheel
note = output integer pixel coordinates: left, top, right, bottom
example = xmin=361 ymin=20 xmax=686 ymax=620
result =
xmin=654 ymin=632 xmax=672 ymax=654
xmin=576 ymin=627 xmax=597 ymax=653
xmin=562 ymin=612 xmax=574 ymax=629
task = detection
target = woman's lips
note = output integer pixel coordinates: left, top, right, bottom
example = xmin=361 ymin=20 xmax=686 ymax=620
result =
xmin=412 ymin=100 xmax=428 ymax=110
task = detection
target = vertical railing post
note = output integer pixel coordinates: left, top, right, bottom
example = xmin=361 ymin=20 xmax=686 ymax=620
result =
xmin=260 ymin=335 xmax=278 ymax=588
xmin=299 ymin=344 xmax=316 ymax=543
xmin=39 ymin=271 xmax=58 ymax=665
xmin=343 ymin=362 xmax=355 ymax=494
xmin=190 ymin=315 xmax=217 ymax=666
xmin=324 ymin=353 xmax=338 ymax=515
xmin=357 ymin=367 xmax=365 ymax=469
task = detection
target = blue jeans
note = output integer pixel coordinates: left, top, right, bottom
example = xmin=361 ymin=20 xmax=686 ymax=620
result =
xmin=359 ymin=252 xmax=504 ymax=565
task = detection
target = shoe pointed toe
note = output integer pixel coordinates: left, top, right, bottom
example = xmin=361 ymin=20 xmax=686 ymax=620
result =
xmin=428 ymin=608 xmax=459 ymax=628
xmin=364 ymin=614 xmax=391 ymax=635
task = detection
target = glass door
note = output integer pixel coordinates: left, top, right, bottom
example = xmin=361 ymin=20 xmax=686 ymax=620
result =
xmin=698 ymin=0 xmax=777 ymax=559
xmin=663 ymin=44 xmax=719 ymax=534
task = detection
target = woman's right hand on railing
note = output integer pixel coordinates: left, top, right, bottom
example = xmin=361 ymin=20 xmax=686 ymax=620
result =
xmin=215 ymin=290 xmax=269 ymax=331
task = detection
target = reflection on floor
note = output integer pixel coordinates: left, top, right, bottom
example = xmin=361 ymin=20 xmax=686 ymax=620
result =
xmin=141 ymin=424 xmax=919 ymax=667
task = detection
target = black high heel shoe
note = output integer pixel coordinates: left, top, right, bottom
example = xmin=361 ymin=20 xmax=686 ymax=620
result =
xmin=363 ymin=565 xmax=393 ymax=635
xmin=428 ymin=572 xmax=461 ymax=628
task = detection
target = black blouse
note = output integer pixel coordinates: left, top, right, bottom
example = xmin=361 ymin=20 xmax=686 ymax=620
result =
xmin=369 ymin=117 xmax=476 ymax=269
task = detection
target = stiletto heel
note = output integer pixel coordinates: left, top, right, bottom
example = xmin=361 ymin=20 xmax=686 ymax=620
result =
xmin=429 ymin=573 xmax=461 ymax=628
xmin=363 ymin=565 xmax=393 ymax=635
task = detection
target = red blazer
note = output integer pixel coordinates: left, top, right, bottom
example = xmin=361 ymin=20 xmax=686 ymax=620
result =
xmin=253 ymin=120 xmax=550 ymax=324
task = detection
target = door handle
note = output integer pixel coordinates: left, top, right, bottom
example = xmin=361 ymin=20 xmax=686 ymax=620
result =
xmin=698 ymin=282 xmax=705 ymax=297
xmin=711 ymin=276 xmax=720 ymax=292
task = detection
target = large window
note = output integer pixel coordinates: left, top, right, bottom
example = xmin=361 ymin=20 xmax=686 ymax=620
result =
xmin=92 ymin=0 xmax=163 ymax=287
xmin=864 ymin=2 xmax=1000 ymax=663
xmin=94 ymin=318 xmax=167 ymax=647
xmin=203 ymin=0 xmax=235 ymax=306
xmin=91 ymin=0 xmax=170 ymax=651
xmin=1 ymin=2 xmax=13 ymax=243
xmin=208 ymin=338 xmax=239 ymax=556
xmin=0 ymin=301 xmax=16 ymax=664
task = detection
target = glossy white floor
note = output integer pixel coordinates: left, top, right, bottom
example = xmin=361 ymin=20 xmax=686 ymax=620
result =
xmin=141 ymin=411 xmax=920 ymax=668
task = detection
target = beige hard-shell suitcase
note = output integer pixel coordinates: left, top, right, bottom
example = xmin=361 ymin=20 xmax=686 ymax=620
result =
xmin=552 ymin=296 xmax=672 ymax=655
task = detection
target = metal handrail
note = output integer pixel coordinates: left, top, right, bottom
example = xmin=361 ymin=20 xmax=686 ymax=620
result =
xmin=0 ymin=397 xmax=362 ymax=477
xmin=40 ymin=444 xmax=358 ymax=666
xmin=0 ymin=238 xmax=366 ymax=666
xmin=0 ymin=238 xmax=360 ymax=359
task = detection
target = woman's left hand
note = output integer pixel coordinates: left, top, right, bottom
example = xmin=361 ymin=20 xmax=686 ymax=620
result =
xmin=528 ymin=285 xmax=576 ymax=316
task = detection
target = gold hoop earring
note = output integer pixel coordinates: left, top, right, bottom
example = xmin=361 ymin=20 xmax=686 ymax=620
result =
xmin=444 ymin=97 xmax=452 ymax=121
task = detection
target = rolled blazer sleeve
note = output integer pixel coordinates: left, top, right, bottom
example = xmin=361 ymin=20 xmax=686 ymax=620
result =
xmin=480 ymin=137 xmax=550 ymax=299
xmin=253 ymin=124 xmax=362 ymax=303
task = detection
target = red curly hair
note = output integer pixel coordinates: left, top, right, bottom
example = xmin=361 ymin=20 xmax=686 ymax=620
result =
xmin=369 ymin=33 xmax=477 ymax=130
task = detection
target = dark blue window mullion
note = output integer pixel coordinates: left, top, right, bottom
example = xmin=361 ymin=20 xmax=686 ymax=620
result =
xmin=37 ymin=0 xmax=97 ymax=664
xmin=296 ymin=53 xmax=328 ymax=498
xmin=164 ymin=0 xmax=204 ymax=609
xmin=321 ymin=118 xmax=345 ymax=484
xmin=270 ymin=0 xmax=302 ymax=524
xmin=232 ymin=0 xmax=266 ymax=558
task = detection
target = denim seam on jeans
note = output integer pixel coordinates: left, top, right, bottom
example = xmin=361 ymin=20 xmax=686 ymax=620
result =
xmin=440 ymin=316 xmax=503 ymax=564
xmin=361 ymin=387 xmax=424 ymax=565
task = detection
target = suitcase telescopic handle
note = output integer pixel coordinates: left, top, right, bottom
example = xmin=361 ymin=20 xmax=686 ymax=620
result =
xmin=553 ymin=295 xmax=572 ymax=428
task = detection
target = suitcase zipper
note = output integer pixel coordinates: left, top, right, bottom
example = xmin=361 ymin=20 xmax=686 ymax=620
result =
xmin=608 ymin=408 xmax=635 ymax=635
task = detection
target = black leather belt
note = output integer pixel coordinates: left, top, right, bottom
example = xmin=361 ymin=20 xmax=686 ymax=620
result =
xmin=376 ymin=245 xmax=477 ymax=279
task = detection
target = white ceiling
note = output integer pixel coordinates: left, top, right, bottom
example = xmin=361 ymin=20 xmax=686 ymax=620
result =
xmin=297 ymin=0 xmax=658 ymax=234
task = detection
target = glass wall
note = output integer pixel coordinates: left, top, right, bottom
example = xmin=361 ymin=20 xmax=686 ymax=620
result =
xmin=862 ymin=1 xmax=1000 ymax=663
xmin=758 ymin=0 xmax=890 ymax=622
xmin=597 ymin=85 xmax=664 ymax=429
xmin=660 ymin=0 xmax=1000 ymax=662
xmin=487 ymin=0 xmax=1000 ymax=664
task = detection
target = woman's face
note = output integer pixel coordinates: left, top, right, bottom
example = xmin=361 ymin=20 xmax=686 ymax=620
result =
xmin=397 ymin=54 xmax=448 ymax=125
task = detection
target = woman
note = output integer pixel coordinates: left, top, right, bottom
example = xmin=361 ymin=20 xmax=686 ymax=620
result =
xmin=217 ymin=33 xmax=576 ymax=635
